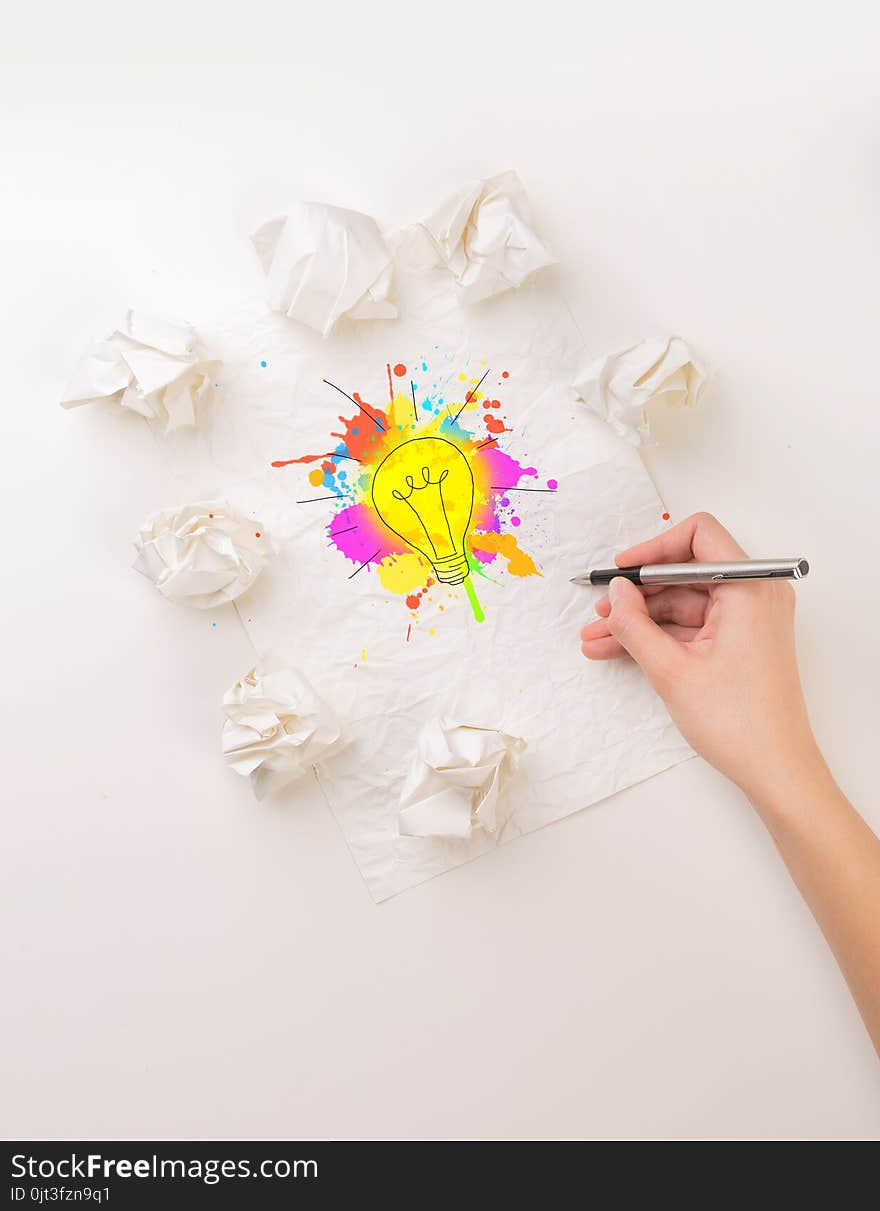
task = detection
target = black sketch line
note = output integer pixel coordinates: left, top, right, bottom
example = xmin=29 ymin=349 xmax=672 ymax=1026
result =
xmin=490 ymin=486 xmax=557 ymax=492
xmin=327 ymin=524 xmax=359 ymax=537
xmin=323 ymin=378 xmax=386 ymax=431
xmin=410 ymin=381 xmax=418 ymax=424
xmin=296 ymin=494 xmax=352 ymax=504
xmin=451 ymin=368 xmax=491 ymax=425
xmin=348 ymin=549 xmax=382 ymax=579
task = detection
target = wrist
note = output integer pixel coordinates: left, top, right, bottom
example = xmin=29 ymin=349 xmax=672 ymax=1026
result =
xmin=742 ymin=738 xmax=841 ymax=837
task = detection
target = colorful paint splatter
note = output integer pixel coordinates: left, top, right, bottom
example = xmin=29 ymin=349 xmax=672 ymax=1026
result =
xmin=271 ymin=358 xmax=555 ymax=623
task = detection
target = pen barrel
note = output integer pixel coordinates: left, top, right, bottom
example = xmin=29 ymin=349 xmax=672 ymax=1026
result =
xmin=639 ymin=558 xmax=808 ymax=585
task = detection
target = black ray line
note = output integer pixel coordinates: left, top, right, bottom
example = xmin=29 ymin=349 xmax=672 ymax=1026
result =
xmin=451 ymin=368 xmax=491 ymax=425
xmin=348 ymin=548 xmax=382 ymax=579
xmin=323 ymin=378 xmax=385 ymax=431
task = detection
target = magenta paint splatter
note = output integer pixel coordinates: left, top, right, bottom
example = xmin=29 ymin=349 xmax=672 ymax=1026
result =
xmin=327 ymin=502 xmax=405 ymax=567
xmin=481 ymin=446 xmax=537 ymax=488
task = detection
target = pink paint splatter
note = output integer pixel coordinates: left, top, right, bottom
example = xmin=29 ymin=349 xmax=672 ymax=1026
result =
xmin=327 ymin=503 xmax=405 ymax=566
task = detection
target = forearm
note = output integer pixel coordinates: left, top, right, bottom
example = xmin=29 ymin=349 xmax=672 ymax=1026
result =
xmin=749 ymin=750 xmax=880 ymax=1055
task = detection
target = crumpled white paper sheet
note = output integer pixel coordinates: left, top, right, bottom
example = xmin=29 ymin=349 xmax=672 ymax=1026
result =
xmin=252 ymin=202 xmax=397 ymax=336
xmin=406 ymin=170 xmax=557 ymax=304
xmin=157 ymin=249 xmax=693 ymax=901
xmin=398 ymin=719 xmax=525 ymax=839
xmin=573 ymin=336 xmax=706 ymax=446
xmin=222 ymin=666 xmax=341 ymax=799
xmin=133 ymin=500 xmax=268 ymax=609
xmin=60 ymin=310 xmax=219 ymax=432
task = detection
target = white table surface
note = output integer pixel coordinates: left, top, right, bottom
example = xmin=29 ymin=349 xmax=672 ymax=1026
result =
xmin=3 ymin=16 xmax=879 ymax=1139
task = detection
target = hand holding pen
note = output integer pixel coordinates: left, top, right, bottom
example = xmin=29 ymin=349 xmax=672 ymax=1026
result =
xmin=579 ymin=512 xmax=880 ymax=1059
xmin=578 ymin=511 xmax=816 ymax=800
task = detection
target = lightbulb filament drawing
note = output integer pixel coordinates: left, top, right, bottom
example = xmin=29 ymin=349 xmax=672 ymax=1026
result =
xmin=371 ymin=437 xmax=474 ymax=585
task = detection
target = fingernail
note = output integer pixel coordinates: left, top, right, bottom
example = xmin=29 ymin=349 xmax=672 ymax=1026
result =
xmin=608 ymin=577 xmax=627 ymax=606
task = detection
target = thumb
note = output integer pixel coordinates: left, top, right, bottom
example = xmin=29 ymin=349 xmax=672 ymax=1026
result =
xmin=606 ymin=577 xmax=680 ymax=686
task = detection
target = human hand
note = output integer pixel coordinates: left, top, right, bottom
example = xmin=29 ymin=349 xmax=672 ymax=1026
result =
xmin=580 ymin=512 xmax=821 ymax=801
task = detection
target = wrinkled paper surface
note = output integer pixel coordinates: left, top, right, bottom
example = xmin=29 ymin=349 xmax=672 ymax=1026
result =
xmin=156 ymin=218 xmax=693 ymax=900
xmin=253 ymin=202 xmax=397 ymax=336
xmin=222 ymin=666 xmax=341 ymax=799
xmin=133 ymin=500 xmax=268 ymax=609
xmin=61 ymin=310 xmax=219 ymax=432
xmin=574 ymin=336 xmax=706 ymax=446
xmin=398 ymin=718 xmax=525 ymax=839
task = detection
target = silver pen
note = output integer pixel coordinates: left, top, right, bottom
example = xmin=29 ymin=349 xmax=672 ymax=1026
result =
xmin=570 ymin=558 xmax=810 ymax=588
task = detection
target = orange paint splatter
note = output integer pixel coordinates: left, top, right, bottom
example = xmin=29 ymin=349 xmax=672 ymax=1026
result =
xmin=393 ymin=363 xmax=407 ymax=377
xmin=662 ymin=512 xmax=670 ymax=521
xmin=485 ymin=416 xmax=507 ymax=434
xmin=501 ymin=371 xmax=509 ymax=378
xmin=255 ymin=532 xmax=261 ymax=538
xmin=332 ymin=396 xmax=387 ymax=460
xmin=471 ymin=531 xmax=541 ymax=577
xmin=308 ymin=468 xmax=324 ymax=486
xmin=406 ymin=594 xmax=421 ymax=610
xmin=273 ymin=451 xmax=340 ymax=468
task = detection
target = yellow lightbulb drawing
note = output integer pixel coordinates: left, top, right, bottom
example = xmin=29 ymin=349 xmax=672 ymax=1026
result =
xmin=371 ymin=437 xmax=474 ymax=585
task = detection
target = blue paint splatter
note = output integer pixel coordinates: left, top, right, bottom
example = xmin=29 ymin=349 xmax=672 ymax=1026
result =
xmin=260 ymin=360 xmax=267 ymax=368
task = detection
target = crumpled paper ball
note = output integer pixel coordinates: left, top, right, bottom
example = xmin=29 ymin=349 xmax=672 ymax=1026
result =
xmin=398 ymin=718 xmax=526 ymax=840
xmin=133 ymin=501 xmax=268 ymax=609
xmin=252 ymin=202 xmax=397 ymax=336
xmin=573 ymin=336 xmax=706 ymax=446
xmin=417 ymin=170 xmax=556 ymax=304
xmin=60 ymin=310 xmax=219 ymax=433
xmin=222 ymin=667 xmax=341 ymax=800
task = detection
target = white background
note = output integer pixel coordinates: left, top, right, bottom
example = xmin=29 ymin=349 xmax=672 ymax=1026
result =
xmin=2 ymin=4 xmax=879 ymax=1139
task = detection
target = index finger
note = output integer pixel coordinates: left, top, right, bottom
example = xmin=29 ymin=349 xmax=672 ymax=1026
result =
xmin=616 ymin=511 xmax=747 ymax=567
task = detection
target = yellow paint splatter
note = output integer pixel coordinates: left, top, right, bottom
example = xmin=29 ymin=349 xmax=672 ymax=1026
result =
xmin=308 ymin=467 xmax=324 ymax=486
xmin=376 ymin=551 xmax=429 ymax=594
xmin=471 ymin=532 xmax=542 ymax=578
xmin=361 ymin=648 xmax=366 ymax=662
